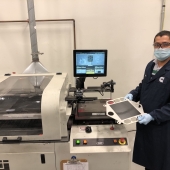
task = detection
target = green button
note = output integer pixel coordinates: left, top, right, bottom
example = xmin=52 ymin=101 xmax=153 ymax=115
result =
xmin=76 ymin=140 xmax=80 ymax=144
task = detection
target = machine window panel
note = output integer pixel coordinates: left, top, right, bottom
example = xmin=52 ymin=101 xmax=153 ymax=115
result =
xmin=0 ymin=75 xmax=53 ymax=136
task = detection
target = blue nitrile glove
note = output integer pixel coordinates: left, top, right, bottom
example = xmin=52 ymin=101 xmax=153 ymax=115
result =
xmin=138 ymin=113 xmax=154 ymax=125
xmin=124 ymin=94 xmax=133 ymax=101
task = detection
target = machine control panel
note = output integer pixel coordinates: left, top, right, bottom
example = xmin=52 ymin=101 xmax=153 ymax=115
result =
xmin=73 ymin=138 xmax=128 ymax=146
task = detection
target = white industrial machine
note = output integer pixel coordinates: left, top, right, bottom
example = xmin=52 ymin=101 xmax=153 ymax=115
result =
xmin=0 ymin=73 xmax=69 ymax=170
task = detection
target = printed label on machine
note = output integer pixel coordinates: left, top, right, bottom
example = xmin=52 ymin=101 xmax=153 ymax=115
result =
xmin=96 ymin=141 xmax=104 ymax=145
xmin=79 ymin=126 xmax=86 ymax=132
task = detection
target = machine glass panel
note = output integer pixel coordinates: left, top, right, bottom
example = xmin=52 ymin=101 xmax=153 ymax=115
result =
xmin=0 ymin=75 xmax=53 ymax=136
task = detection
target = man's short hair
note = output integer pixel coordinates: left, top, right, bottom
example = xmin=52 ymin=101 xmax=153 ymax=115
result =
xmin=154 ymin=30 xmax=170 ymax=42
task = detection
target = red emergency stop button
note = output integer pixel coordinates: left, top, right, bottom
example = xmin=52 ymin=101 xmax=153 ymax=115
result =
xmin=118 ymin=138 xmax=126 ymax=145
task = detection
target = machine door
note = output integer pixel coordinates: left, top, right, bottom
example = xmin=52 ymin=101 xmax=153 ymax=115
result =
xmin=0 ymin=75 xmax=53 ymax=141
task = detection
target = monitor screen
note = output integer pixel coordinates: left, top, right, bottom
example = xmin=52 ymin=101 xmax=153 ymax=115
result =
xmin=73 ymin=50 xmax=107 ymax=77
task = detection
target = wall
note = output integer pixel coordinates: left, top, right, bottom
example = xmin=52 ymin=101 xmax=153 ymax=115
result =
xmin=164 ymin=0 xmax=170 ymax=30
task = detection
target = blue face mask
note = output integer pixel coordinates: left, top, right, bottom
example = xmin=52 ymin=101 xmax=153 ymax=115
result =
xmin=154 ymin=48 xmax=170 ymax=61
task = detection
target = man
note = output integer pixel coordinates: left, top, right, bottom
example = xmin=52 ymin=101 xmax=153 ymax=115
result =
xmin=124 ymin=30 xmax=170 ymax=170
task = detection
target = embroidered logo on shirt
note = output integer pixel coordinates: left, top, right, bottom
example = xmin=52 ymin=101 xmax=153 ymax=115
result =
xmin=159 ymin=77 xmax=165 ymax=83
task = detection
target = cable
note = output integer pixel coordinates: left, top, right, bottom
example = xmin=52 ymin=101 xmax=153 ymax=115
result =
xmin=94 ymin=90 xmax=104 ymax=96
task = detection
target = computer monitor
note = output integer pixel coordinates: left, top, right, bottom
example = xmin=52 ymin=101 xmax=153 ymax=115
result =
xmin=73 ymin=50 xmax=107 ymax=77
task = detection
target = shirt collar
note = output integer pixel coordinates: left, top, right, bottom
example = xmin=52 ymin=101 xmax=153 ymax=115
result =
xmin=153 ymin=59 xmax=157 ymax=64
xmin=153 ymin=59 xmax=161 ymax=69
xmin=153 ymin=58 xmax=170 ymax=70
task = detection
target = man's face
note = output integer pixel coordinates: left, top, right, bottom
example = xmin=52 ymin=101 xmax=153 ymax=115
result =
xmin=153 ymin=35 xmax=170 ymax=49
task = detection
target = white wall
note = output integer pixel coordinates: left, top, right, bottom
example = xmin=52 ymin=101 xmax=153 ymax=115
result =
xmin=164 ymin=0 xmax=170 ymax=30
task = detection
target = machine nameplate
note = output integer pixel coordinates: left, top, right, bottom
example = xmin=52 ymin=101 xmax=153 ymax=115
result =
xmin=79 ymin=126 xmax=86 ymax=132
xmin=96 ymin=141 xmax=104 ymax=145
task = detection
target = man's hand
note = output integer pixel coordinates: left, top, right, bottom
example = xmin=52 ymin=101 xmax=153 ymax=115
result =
xmin=138 ymin=113 xmax=154 ymax=125
xmin=124 ymin=94 xmax=133 ymax=101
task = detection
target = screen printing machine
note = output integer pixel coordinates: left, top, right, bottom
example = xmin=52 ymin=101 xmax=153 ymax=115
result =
xmin=0 ymin=50 xmax=144 ymax=170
